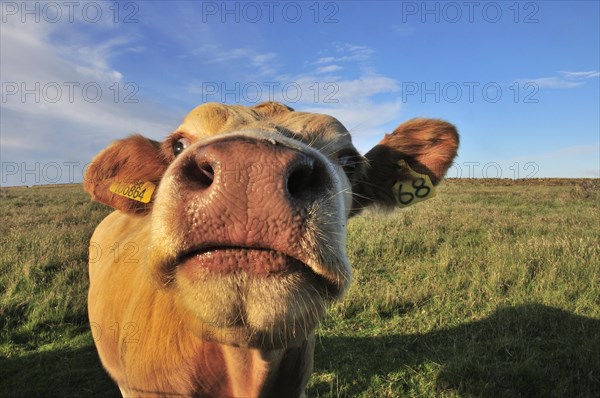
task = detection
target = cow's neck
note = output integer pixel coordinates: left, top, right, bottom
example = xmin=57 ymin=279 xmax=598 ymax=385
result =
xmin=122 ymin=281 xmax=315 ymax=397
xmin=222 ymin=345 xmax=286 ymax=397
xmin=196 ymin=338 xmax=314 ymax=397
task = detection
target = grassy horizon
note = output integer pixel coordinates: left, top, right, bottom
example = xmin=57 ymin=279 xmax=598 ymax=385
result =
xmin=1 ymin=179 xmax=599 ymax=397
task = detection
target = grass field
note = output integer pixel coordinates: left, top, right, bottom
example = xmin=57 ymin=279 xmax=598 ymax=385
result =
xmin=1 ymin=179 xmax=599 ymax=397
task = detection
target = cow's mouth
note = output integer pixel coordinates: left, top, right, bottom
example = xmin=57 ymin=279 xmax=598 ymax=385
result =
xmin=175 ymin=246 xmax=342 ymax=297
xmin=177 ymin=247 xmax=306 ymax=275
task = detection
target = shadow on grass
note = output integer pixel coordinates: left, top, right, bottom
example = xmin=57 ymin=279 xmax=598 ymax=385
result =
xmin=311 ymin=304 xmax=600 ymax=397
xmin=1 ymin=304 xmax=598 ymax=397
xmin=0 ymin=343 xmax=120 ymax=397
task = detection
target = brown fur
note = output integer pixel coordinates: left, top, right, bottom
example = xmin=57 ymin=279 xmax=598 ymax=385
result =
xmin=85 ymin=102 xmax=459 ymax=397
xmin=352 ymin=118 xmax=459 ymax=212
xmin=83 ymin=135 xmax=168 ymax=214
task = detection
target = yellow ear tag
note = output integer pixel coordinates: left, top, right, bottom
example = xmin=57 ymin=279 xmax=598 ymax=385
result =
xmin=109 ymin=181 xmax=156 ymax=203
xmin=392 ymin=160 xmax=436 ymax=208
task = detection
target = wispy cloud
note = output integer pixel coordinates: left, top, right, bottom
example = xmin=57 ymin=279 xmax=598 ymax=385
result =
xmin=524 ymin=77 xmax=584 ymax=89
xmin=498 ymin=143 xmax=600 ymax=178
xmin=314 ymin=42 xmax=374 ymax=65
xmin=187 ymin=45 xmax=278 ymax=77
xmin=185 ymin=41 xmax=401 ymax=150
xmin=316 ymin=65 xmax=343 ymax=73
xmin=559 ymin=70 xmax=600 ymax=80
xmin=0 ymin=19 xmax=179 ymax=163
xmin=505 ymin=143 xmax=599 ymax=162
xmin=315 ymin=56 xmax=336 ymax=64
xmin=519 ymin=70 xmax=599 ymax=89
xmin=332 ymin=75 xmax=400 ymax=102
xmin=300 ymin=100 xmax=403 ymax=140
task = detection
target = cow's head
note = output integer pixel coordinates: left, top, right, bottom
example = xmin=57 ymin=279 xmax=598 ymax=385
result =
xmin=84 ymin=102 xmax=458 ymax=349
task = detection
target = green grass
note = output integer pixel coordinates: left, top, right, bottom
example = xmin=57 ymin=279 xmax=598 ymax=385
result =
xmin=1 ymin=180 xmax=599 ymax=397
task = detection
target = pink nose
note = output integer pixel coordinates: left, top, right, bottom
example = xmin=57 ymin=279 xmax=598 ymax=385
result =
xmin=179 ymin=137 xmax=331 ymax=211
xmin=173 ymin=137 xmax=333 ymax=252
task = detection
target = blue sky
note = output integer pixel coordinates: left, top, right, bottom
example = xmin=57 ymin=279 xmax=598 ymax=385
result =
xmin=1 ymin=1 xmax=599 ymax=185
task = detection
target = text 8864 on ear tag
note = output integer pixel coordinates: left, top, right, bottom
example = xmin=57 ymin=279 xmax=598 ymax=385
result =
xmin=109 ymin=181 xmax=156 ymax=203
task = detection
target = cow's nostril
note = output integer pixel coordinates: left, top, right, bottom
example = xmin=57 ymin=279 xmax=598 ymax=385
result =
xmin=184 ymin=161 xmax=214 ymax=189
xmin=198 ymin=163 xmax=215 ymax=184
xmin=287 ymin=159 xmax=325 ymax=203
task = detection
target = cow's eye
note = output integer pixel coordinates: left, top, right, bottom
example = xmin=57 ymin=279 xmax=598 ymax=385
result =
xmin=172 ymin=137 xmax=190 ymax=156
xmin=338 ymin=152 xmax=359 ymax=176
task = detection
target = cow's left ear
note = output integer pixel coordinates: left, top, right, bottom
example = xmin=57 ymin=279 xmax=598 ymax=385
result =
xmin=84 ymin=135 xmax=169 ymax=214
xmin=351 ymin=118 xmax=459 ymax=215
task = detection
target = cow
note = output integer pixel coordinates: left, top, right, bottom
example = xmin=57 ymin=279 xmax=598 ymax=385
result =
xmin=84 ymin=101 xmax=459 ymax=397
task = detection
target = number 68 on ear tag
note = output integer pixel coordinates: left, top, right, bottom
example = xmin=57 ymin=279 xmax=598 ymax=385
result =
xmin=392 ymin=160 xmax=436 ymax=208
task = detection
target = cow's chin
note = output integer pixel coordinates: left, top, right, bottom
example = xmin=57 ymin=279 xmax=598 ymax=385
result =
xmin=174 ymin=249 xmax=329 ymax=349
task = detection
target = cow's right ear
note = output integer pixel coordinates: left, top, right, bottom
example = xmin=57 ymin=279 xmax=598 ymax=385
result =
xmin=84 ymin=135 xmax=168 ymax=214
